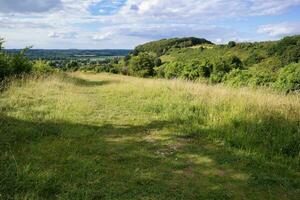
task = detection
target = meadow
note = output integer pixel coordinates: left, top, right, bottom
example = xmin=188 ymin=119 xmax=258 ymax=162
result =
xmin=0 ymin=72 xmax=299 ymax=199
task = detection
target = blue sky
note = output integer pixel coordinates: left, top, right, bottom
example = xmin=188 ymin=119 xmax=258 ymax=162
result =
xmin=0 ymin=0 xmax=300 ymax=49
xmin=89 ymin=0 xmax=127 ymax=15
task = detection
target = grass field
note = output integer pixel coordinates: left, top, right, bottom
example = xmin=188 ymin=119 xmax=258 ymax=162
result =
xmin=0 ymin=72 xmax=299 ymax=199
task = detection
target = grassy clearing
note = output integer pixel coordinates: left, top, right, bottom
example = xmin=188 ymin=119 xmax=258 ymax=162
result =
xmin=0 ymin=72 xmax=299 ymax=199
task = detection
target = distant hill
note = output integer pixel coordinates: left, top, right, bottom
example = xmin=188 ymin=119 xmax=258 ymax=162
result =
xmin=5 ymin=49 xmax=132 ymax=60
xmin=134 ymin=37 xmax=213 ymax=56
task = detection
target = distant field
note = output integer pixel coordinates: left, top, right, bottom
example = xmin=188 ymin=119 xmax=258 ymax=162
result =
xmin=5 ymin=49 xmax=132 ymax=60
xmin=0 ymin=72 xmax=299 ymax=199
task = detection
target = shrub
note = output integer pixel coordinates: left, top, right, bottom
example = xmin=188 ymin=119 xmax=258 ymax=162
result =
xmin=227 ymin=55 xmax=243 ymax=70
xmin=209 ymin=59 xmax=229 ymax=83
xmin=274 ymin=63 xmax=300 ymax=93
xmin=154 ymin=65 xmax=165 ymax=78
xmin=9 ymin=48 xmax=32 ymax=75
xmin=109 ymin=65 xmax=119 ymax=74
xmin=198 ymin=61 xmax=212 ymax=78
xmin=213 ymin=59 xmax=228 ymax=73
xmin=247 ymin=67 xmax=277 ymax=87
xmin=181 ymin=60 xmax=212 ymax=80
xmin=32 ymin=60 xmax=53 ymax=74
xmin=209 ymin=71 xmax=226 ymax=83
xmin=283 ymin=45 xmax=300 ymax=64
xmin=161 ymin=62 xmax=184 ymax=79
xmin=128 ymin=53 xmax=155 ymax=77
xmin=268 ymin=35 xmax=300 ymax=65
xmin=66 ymin=60 xmax=79 ymax=71
xmin=228 ymin=41 xmax=236 ymax=48
xmin=0 ymin=43 xmax=33 ymax=80
xmin=154 ymin=57 xmax=162 ymax=67
xmin=223 ymin=69 xmax=251 ymax=87
xmin=181 ymin=64 xmax=200 ymax=80
xmin=245 ymin=53 xmax=264 ymax=66
xmin=0 ymin=52 xmax=10 ymax=80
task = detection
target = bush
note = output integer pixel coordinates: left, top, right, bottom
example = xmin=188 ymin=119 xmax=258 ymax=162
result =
xmin=247 ymin=67 xmax=277 ymax=87
xmin=283 ymin=45 xmax=300 ymax=64
xmin=209 ymin=71 xmax=226 ymax=83
xmin=209 ymin=59 xmax=229 ymax=83
xmin=227 ymin=55 xmax=243 ymax=70
xmin=128 ymin=53 xmax=156 ymax=77
xmin=181 ymin=64 xmax=200 ymax=80
xmin=228 ymin=41 xmax=236 ymax=48
xmin=268 ymin=35 xmax=300 ymax=65
xmin=155 ymin=62 xmax=184 ymax=79
xmin=9 ymin=48 xmax=32 ymax=75
xmin=0 ymin=38 xmax=56 ymax=81
xmin=154 ymin=58 xmax=162 ymax=67
xmin=223 ymin=69 xmax=251 ymax=87
xmin=0 ymin=44 xmax=33 ymax=80
xmin=154 ymin=65 xmax=166 ymax=78
xmin=0 ymin=52 xmax=10 ymax=80
xmin=181 ymin=60 xmax=212 ymax=80
xmin=65 ymin=61 xmax=79 ymax=71
xmin=32 ymin=60 xmax=53 ymax=74
xmin=274 ymin=63 xmax=300 ymax=93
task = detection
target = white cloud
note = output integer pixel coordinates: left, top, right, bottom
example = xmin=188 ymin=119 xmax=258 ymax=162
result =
xmin=257 ymin=22 xmax=300 ymax=37
xmin=215 ymin=38 xmax=223 ymax=43
xmin=248 ymin=0 xmax=300 ymax=15
xmin=1 ymin=0 xmax=300 ymax=48
xmin=0 ymin=0 xmax=62 ymax=13
xmin=92 ymin=32 xmax=114 ymax=41
xmin=119 ymin=0 xmax=300 ymax=20
xmin=48 ymin=32 xmax=60 ymax=38
xmin=48 ymin=32 xmax=77 ymax=39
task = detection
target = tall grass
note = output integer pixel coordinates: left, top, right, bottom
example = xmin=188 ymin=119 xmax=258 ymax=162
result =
xmin=4 ymin=72 xmax=298 ymax=158
xmin=0 ymin=72 xmax=299 ymax=199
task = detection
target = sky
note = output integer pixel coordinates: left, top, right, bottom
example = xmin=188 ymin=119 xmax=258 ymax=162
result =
xmin=0 ymin=0 xmax=300 ymax=49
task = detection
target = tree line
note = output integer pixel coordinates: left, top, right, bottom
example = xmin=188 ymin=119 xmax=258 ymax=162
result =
xmin=92 ymin=36 xmax=300 ymax=93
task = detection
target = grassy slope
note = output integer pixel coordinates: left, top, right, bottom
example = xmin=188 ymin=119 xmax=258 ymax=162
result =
xmin=0 ymin=72 xmax=299 ymax=199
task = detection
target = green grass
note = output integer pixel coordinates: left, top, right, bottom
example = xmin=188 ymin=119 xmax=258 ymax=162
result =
xmin=0 ymin=72 xmax=299 ymax=199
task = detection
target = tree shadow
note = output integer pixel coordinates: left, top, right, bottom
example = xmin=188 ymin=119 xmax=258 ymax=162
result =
xmin=62 ymin=74 xmax=118 ymax=87
xmin=177 ymin=112 xmax=300 ymax=158
xmin=0 ymin=114 xmax=299 ymax=199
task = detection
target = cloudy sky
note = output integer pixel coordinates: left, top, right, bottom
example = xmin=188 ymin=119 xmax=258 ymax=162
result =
xmin=0 ymin=0 xmax=300 ymax=49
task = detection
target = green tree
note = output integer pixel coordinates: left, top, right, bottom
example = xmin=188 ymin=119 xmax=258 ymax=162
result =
xmin=227 ymin=55 xmax=243 ymax=69
xmin=154 ymin=57 xmax=162 ymax=67
xmin=128 ymin=53 xmax=155 ymax=77
xmin=228 ymin=41 xmax=236 ymax=48
xmin=32 ymin=60 xmax=53 ymax=74
xmin=9 ymin=48 xmax=32 ymax=75
xmin=0 ymin=39 xmax=34 ymax=80
xmin=275 ymin=63 xmax=300 ymax=93
xmin=66 ymin=60 xmax=79 ymax=71
xmin=180 ymin=60 xmax=212 ymax=80
xmin=160 ymin=62 xmax=184 ymax=79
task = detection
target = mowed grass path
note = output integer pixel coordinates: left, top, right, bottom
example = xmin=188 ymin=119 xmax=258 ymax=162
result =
xmin=1 ymin=72 xmax=299 ymax=199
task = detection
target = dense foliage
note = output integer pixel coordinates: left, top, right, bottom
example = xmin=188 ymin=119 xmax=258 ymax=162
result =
xmin=275 ymin=63 xmax=300 ymax=92
xmin=96 ymin=35 xmax=300 ymax=93
xmin=0 ymin=38 xmax=53 ymax=81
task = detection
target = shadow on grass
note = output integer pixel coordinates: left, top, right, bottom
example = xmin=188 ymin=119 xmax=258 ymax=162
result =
xmin=0 ymin=114 xmax=299 ymax=199
xmin=62 ymin=74 xmax=118 ymax=87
